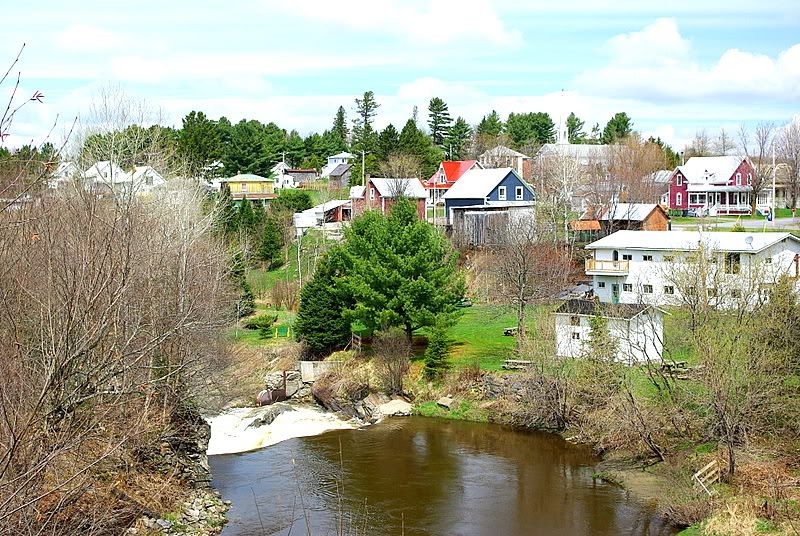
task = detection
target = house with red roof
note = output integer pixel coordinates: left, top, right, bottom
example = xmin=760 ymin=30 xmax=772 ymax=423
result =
xmin=423 ymin=160 xmax=483 ymax=206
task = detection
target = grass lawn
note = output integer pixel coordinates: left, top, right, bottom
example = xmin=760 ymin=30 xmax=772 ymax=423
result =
xmin=227 ymin=306 xmax=296 ymax=347
xmin=442 ymin=304 xmax=547 ymax=371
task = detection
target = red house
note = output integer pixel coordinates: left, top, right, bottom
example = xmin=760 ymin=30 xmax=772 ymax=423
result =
xmin=668 ymin=156 xmax=756 ymax=215
xmin=349 ymin=178 xmax=427 ymax=219
xmin=423 ymin=160 xmax=483 ymax=205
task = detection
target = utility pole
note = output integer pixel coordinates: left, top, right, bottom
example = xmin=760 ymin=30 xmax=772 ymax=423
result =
xmin=772 ymin=144 xmax=777 ymax=224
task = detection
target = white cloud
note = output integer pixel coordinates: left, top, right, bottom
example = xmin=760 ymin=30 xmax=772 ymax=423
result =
xmin=576 ymin=18 xmax=800 ymax=103
xmin=263 ymin=0 xmax=522 ymax=46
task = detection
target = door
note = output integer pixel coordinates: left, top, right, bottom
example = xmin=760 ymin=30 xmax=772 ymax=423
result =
xmin=613 ymin=250 xmax=619 ymax=261
xmin=611 ymin=284 xmax=620 ymax=304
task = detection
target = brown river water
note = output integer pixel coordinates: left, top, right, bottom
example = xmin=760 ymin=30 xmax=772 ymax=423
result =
xmin=209 ymin=416 xmax=678 ymax=536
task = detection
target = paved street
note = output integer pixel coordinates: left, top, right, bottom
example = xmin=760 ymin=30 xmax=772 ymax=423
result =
xmin=673 ymin=217 xmax=800 ymax=231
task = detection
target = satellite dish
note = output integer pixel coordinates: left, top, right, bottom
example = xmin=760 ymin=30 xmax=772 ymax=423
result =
xmin=745 ymin=236 xmax=753 ymax=248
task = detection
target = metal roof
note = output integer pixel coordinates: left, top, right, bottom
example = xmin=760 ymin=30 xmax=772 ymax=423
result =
xmin=586 ymin=230 xmax=799 ymax=254
xmin=442 ymin=167 xmax=525 ymax=199
xmin=554 ymin=299 xmax=656 ymax=320
xmin=369 ymin=178 xmax=427 ymax=198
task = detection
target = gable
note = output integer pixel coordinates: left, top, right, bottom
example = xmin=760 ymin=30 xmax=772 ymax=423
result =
xmin=487 ymin=171 xmax=535 ymax=201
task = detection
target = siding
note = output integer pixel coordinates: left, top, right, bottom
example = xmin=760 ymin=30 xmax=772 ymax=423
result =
xmin=486 ymin=173 xmax=535 ymax=202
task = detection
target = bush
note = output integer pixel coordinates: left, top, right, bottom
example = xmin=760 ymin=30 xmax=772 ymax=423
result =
xmin=241 ymin=314 xmax=278 ymax=331
xmin=373 ymin=329 xmax=411 ymax=395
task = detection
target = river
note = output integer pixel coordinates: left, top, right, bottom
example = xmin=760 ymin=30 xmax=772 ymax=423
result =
xmin=209 ymin=415 xmax=677 ymax=536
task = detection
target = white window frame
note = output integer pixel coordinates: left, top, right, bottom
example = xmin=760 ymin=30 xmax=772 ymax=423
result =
xmin=643 ymin=255 xmax=653 ymax=262
xmin=515 ymin=186 xmax=524 ymax=201
xmin=623 ymin=283 xmax=633 ymax=292
xmin=747 ymin=173 xmax=752 ymax=184
xmin=370 ymin=187 xmax=376 ymax=201
xmin=597 ymin=281 xmax=606 ymax=288
xmin=736 ymin=172 xmax=742 ymax=183
xmin=643 ymin=284 xmax=654 ymax=294
xmin=240 ymin=182 xmax=247 ymax=192
xmin=571 ymin=332 xmax=581 ymax=340
xmin=498 ymin=186 xmax=507 ymax=201
xmin=664 ymin=285 xmax=674 ymax=295
xmin=676 ymin=192 xmax=683 ymax=206
xmin=676 ymin=174 xmax=683 ymax=186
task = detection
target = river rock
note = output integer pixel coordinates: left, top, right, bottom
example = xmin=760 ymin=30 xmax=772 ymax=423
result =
xmin=246 ymin=403 xmax=295 ymax=429
xmin=378 ymin=399 xmax=412 ymax=417
xmin=265 ymin=370 xmax=303 ymax=398
xmin=437 ymin=396 xmax=455 ymax=410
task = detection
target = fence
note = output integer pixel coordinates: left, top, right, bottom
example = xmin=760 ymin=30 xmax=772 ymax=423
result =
xmin=692 ymin=460 xmax=720 ymax=496
xmin=299 ymin=360 xmax=344 ymax=383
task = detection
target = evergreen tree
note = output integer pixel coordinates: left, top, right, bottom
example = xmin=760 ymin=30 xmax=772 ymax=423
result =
xmin=284 ymin=130 xmax=306 ymax=167
xmin=445 ymin=117 xmax=472 ymax=160
xmin=230 ymin=251 xmax=255 ymax=318
xmin=351 ymin=91 xmax=380 ymax=155
xmin=237 ymin=196 xmax=257 ymax=234
xmin=505 ymin=112 xmax=556 ymax=147
xmin=566 ymin=112 xmax=586 ymax=144
xmin=476 ymin=110 xmax=503 ymax=137
xmin=427 ymin=97 xmax=452 ymax=147
xmin=331 ymin=105 xmax=349 ymax=152
xmin=178 ymin=111 xmax=222 ymax=175
xmin=216 ymin=183 xmax=238 ymax=234
xmin=399 ymin=120 xmax=443 ymax=178
xmin=588 ymin=123 xmax=602 ymax=144
xmin=377 ymin=124 xmax=400 ymax=160
xmin=601 ymin=112 xmax=633 ymax=144
xmin=295 ymin=248 xmax=354 ymax=357
xmin=223 ymin=119 xmax=272 ymax=176
xmin=271 ymin=189 xmax=313 ymax=214
xmin=341 ymin=199 xmax=465 ymax=342
xmin=259 ymin=216 xmax=283 ymax=268
xmin=423 ymin=323 xmax=451 ymax=380
xmin=647 ymin=136 xmax=680 ymax=169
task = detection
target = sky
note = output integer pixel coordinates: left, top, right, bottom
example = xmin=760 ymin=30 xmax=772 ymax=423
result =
xmin=2 ymin=0 xmax=799 ymax=151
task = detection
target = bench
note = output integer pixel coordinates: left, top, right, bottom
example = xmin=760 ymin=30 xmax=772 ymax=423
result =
xmin=502 ymin=359 xmax=533 ymax=370
xmin=503 ymin=327 xmax=518 ymax=337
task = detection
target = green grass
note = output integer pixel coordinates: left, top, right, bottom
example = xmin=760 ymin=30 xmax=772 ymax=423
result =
xmin=413 ymin=400 xmax=488 ymax=421
xmin=227 ymin=306 xmax=297 ymax=347
xmin=444 ymin=304 xmax=542 ymax=371
xmin=676 ymin=524 xmax=703 ymax=536
xmin=671 ymin=216 xmax=727 ymax=225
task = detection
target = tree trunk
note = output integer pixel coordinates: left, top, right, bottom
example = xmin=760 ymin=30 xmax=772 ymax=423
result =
xmin=727 ymin=442 xmax=736 ymax=479
xmin=516 ymin=299 xmax=527 ymax=354
xmin=405 ymin=323 xmax=414 ymax=344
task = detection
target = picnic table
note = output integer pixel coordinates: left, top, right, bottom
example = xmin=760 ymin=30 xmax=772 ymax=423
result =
xmin=503 ymin=327 xmax=518 ymax=336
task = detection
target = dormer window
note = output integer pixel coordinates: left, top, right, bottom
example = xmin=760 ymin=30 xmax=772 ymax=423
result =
xmin=736 ymin=172 xmax=742 ymax=183
xmin=676 ymin=174 xmax=683 ymax=186
xmin=747 ymin=173 xmax=752 ymax=184
xmin=498 ymin=186 xmax=507 ymax=201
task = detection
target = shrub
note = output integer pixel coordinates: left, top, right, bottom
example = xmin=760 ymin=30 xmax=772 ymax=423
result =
xmin=423 ymin=324 xmax=451 ymax=381
xmin=373 ymin=329 xmax=411 ymax=395
xmin=241 ymin=314 xmax=278 ymax=331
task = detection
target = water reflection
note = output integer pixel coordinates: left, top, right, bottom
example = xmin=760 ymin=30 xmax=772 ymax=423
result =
xmin=210 ymin=416 xmax=676 ymax=536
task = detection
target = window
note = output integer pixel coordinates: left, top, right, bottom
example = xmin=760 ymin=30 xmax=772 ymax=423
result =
xmin=240 ymin=182 xmax=247 ymax=192
xmin=747 ymin=173 xmax=752 ymax=184
xmin=736 ymin=172 xmax=742 ymax=183
xmin=570 ymin=316 xmax=580 ymax=326
xmin=643 ymin=284 xmax=653 ymax=294
xmin=622 ymin=254 xmax=633 ymax=261
xmin=623 ymin=283 xmax=633 ymax=292
xmin=724 ymin=252 xmax=741 ymax=274
xmin=731 ymin=289 xmax=741 ymax=298
xmin=370 ymin=187 xmax=376 ymax=200
xmin=664 ymin=255 xmax=675 ymax=263
xmin=764 ymin=257 xmax=773 ymax=264
xmin=643 ymin=255 xmax=653 ymax=262
xmin=676 ymin=174 xmax=683 ymax=186
xmin=515 ymin=186 xmax=524 ymax=201
xmin=689 ymin=193 xmax=707 ymax=205
xmin=498 ymin=186 xmax=507 ymax=201
xmin=571 ymin=332 xmax=581 ymax=340
xmin=597 ymin=281 xmax=606 ymax=288
xmin=676 ymin=192 xmax=683 ymax=206
xmin=664 ymin=285 xmax=675 ymax=295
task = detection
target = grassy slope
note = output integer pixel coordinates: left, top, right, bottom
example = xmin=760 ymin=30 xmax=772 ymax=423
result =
xmin=444 ymin=304 xmax=528 ymax=371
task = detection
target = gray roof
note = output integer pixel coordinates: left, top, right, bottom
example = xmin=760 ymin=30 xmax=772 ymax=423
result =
xmin=554 ymin=299 xmax=653 ymax=320
xmin=369 ymin=178 xmax=427 ymax=198
xmin=537 ymin=143 xmax=610 ymax=163
xmin=480 ymin=145 xmax=530 ymax=159
xmin=442 ymin=168 xmax=533 ymax=200
xmin=586 ymin=230 xmax=800 ymax=254
xmin=330 ymin=163 xmax=353 ymax=177
xmin=583 ymin=203 xmax=662 ymax=222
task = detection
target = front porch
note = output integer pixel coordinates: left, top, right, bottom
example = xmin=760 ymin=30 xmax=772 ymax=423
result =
xmin=688 ymin=190 xmax=752 ymax=216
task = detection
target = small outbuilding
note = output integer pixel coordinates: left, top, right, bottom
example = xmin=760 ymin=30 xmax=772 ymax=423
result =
xmin=554 ymin=299 xmax=665 ymax=364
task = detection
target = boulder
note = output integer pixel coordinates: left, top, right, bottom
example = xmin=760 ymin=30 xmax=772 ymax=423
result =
xmin=437 ymin=396 xmax=455 ymax=410
xmin=246 ymin=403 xmax=295 ymax=429
xmin=265 ymin=370 xmax=303 ymax=398
xmin=378 ymin=399 xmax=412 ymax=417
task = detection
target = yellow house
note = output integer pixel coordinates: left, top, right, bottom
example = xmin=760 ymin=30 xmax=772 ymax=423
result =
xmin=220 ymin=173 xmax=277 ymax=202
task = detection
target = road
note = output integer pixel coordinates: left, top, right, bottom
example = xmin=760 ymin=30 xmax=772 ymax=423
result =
xmin=672 ymin=217 xmax=800 ymax=231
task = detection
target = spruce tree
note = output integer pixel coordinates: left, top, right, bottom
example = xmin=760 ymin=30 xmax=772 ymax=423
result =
xmin=476 ymin=110 xmax=503 ymax=137
xmin=446 ymin=117 xmax=472 ymax=160
xmin=237 ymin=196 xmax=257 ymax=234
xmin=217 ymin=183 xmax=238 ymax=235
xmin=566 ymin=112 xmax=586 ymax=143
xmin=259 ymin=216 xmax=283 ymax=268
xmin=295 ymin=248 xmax=353 ymax=358
xmin=427 ymin=97 xmax=452 ymax=148
xmin=331 ymin=106 xmax=349 ymax=152
xmin=601 ymin=112 xmax=633 ymax=144
xmin=423 ymin=324 xmax=451 ymax=380
xmin=351 ymin=91 xmax=380 ymax=155
xmin=230 ymin=251 xmax=255 ymax=318
xmin=377 ymin=124 xmax=400 ymax=160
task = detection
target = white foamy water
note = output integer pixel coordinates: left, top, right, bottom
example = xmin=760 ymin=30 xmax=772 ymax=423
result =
xmin=206 ymin=405 xmax=359 ymax=456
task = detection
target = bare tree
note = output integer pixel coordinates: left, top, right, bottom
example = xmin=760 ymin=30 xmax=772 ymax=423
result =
xmin=738 ymin=122 xmax=775 ymax=214
xmin=685 ymin=129 xmax=712 ymax=158
xmin=531 ymin=149 xmax=580 ymax=237
xmin=606 ymin=134 xmax=668 ymax=204
xmin=715 ymin=128 xmax=734 ymax=156
xmin=372 ymin=329 xmax=411 ymax=395
xmin=379 ymin=153 xmax=421 ymax=181
xmin=776 ymin=119 xmax=800 ymax=212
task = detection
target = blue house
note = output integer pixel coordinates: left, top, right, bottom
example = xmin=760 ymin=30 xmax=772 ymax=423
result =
xmin=442 ymin=167 xmax=535 ymax=222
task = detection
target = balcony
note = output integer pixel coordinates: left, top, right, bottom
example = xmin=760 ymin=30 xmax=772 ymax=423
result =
xmin=585 ymin=258 xmax=629 ymax=275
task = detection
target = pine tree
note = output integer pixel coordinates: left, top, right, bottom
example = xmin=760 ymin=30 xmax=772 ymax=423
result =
xmin=331 ymin=106 xmax=349 ymax=152
xmin=505 ymin=112 xmax=556 ymax=147
xmin=566 ymin=112 xmax=586 ymax=144
xmin=178 ymin=110 xmax=222 ymax=175
xmin=259 ymin=216 xmax=283 ymax=268
xmin=217 ymin=183 xmax=238 ymax=235
xmin=285 ymin=130 xmax=306 ymax=167
xmin=445 ymin=117 xmax=472 ymax=160
xmin=476 ymin=110 xmax=503 ymax=137
xmin=423 ymin=324 xmax=451 ymax=380
xmin=230 ymin=251 xmax=255 ymax=318
xmin=377 ymin=124 xmax=400 ymax=160
xmin=427 ymin=97 xmax=452 ymax=148
xmin=601 ymin=113 xmax=633 ymax=144
xmin=352 ymin=91 xmax=380 ymax=154
xmin=399 ymin=120 xmax=443 ymax=178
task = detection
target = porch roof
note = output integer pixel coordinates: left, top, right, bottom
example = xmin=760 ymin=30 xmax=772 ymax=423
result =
xmin=686 ymin=185 xmax=750 ymax=193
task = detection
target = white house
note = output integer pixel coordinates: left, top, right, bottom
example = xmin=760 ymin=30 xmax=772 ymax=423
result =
xmin=554 ymin=299 xmax=665 ymax=364
xmin=129 ymin=166 xmax=167 ymax=193
xmin=321 ymin=152 xmax=354 ymax=179
xmin=293 ymin=199 xmax=351 ymax=237
xmin=585 ymin=230 xmax=800 ymax=307
xmin=84 ymin=161 xmax=127 ymax=188
xmin=48 ymin=161 xmax=79 ymax=189
xmin=270 ymin=161 xmax=296 ymax=189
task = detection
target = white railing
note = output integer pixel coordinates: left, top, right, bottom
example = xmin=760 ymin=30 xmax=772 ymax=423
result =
xmin=585 ymin=259 xmax=630 ymax=273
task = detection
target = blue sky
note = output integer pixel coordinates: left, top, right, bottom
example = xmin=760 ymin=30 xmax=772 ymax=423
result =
xmin=2 ymin=0 xmax=799 ymax=150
